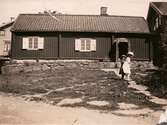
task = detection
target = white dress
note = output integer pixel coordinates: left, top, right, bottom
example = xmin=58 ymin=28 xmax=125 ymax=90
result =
xmin=122 ymin=57 xmax=131 ymax=74
xmin=159 ymin=109 xmax=167 ymax=124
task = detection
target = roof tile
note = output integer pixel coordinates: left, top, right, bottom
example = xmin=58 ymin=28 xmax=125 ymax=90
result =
xmin=11 ymin=14 xmax=150 ymax=34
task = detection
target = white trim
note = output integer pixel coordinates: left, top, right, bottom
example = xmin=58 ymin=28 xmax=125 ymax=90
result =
xmin=91 ymin=39 xmax=96 ymax=51
xmin=75 ymin=39 xmax=81 ymax=51
xmin=38 ymin=37 xmax=44 ymax=49
xmin=22 ymin=38 xmax=29 ymax=49
xmin=22 ymin=37 xmax=44 ymax=50
xmin=76 ymin=38 xmax=96 ymax=52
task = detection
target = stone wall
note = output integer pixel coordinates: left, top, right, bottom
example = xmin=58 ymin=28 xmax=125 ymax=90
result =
xmin=160 ymin=33 xmax=167 ymax=66
xmin=160 ymin=32 xmax=167 ymax=84
xmin=1 ymin=60 xmax=155 ymax=75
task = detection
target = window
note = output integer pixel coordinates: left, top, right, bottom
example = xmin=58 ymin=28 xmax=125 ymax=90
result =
xmin=4 ymin=40 xmax=10 ymax=52
xmin=34 ymin=37 xmax=38 ymax=49
xmin=22 ymin=37 xmax=44 ymax=50
xmin=86 ymin=39 xmax=91 ymax=50
xmin=28 ymin=38 xmax=33 ymax=48
xmin=81 ymin=40 xmax=85 ymax=51
xmin=0 ymin=30 xmax=5 ymax=36
xmin=154 ymin=16 xmax=161 ymax=31
xmin=75 ymin=38 xmax=96 ymax=52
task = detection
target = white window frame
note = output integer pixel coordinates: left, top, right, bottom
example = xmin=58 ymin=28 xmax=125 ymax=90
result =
xmin=22 ymin=37 xmax=44 ymax=50
xmin=0 ymin=30 xmax=5 ymax=36
xmin=75 ymin=38 xmax=96 ymax=52
xmin=154 ymin=17 xmax=159 ymax=31
xmin=3 ymin=40 xmax=10 ymax=52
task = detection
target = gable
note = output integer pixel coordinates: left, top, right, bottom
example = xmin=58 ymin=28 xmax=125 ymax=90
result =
xmin=151 ymin=2 xmax=167 ymax=16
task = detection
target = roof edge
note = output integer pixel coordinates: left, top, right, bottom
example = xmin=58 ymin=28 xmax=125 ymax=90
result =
xmin=0 ymin=21 xmax=14 ymax=30
xmin=11 ymin=14 xmax=22 ymax=32
xmin=11 ymin=30 xmax=150 ymax=34
xmin=17 ymin=13 xmax=145 ymax=19
xmin=150 ymin=2 xmax=164 ymax=15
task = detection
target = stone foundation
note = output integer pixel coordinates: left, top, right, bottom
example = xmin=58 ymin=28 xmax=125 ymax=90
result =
xmin=1 ymin=60 xmax=155 ymax=75
xmin=160 ymin=33 xmax=167 ymax=84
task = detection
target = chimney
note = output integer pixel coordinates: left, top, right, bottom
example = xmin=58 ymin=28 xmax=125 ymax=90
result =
xmin=100 ymin=7 xmax=108 ymax=16
xmin=10 ymin=17 xmax=15 ymax=21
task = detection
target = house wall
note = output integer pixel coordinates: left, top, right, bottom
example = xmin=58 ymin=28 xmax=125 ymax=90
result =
xmin=129 ymin=38 xmax=150 ymax=60
xmin=147 ymin=6 xmax=167 ymax=66
xmin=11 ymin=32 xmax=59 ymax=59
xmin=147 ymin=7 xmax=159 ymax=32
xmin=0 ymin=27 xmax=11 ymax=56
xmin=60 ymin=33 xmax=112 ymax=59
xmin=11 ymin=32 xmax=152 ymax=61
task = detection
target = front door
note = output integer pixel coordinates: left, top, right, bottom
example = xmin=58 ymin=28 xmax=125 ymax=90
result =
xmin=118 ymin=42 xmax=128 ymax=58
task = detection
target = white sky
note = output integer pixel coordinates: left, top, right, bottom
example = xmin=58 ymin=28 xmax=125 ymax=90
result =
xmin=0 ymin=0 xmax=167 ymax=24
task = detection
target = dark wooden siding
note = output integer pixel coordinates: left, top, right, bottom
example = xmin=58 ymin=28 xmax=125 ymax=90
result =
xmin=11 ymin=32 xmax=151 ymax=61
xmin=60 ymin=33 xmax=112 ymax=59
xmin=147 ymin=5 xmax=167 ymax=66
xmin=11 ymin=33 xmax=59 ymax=59
xmin=147 ymin=7 xmax=158 ymax=32
xmin=130 ymin=38 xmax=150 ymax=60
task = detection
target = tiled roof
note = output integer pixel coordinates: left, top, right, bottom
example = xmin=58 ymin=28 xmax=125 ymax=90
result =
xmin=11 ymin=14 xmax=150 ymax=34
xmin=0 ymin=21 xmax=14 ymax=30
xmin=151 ymin=2 xmax=167 ymax=16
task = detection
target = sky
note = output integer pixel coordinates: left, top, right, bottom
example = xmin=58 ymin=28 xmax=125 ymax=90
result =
xmin=1 ymin=0 xmax=167 ymax=24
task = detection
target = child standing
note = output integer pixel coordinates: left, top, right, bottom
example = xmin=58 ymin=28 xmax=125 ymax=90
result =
xmin=122 ymin=52 xmax=134 ymax=81
xmin=119 ymin=55 xmax=127 ymax=80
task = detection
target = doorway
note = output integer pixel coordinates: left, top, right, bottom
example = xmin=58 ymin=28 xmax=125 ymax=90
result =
xmin=118 ymin=42 xmax=128 ymax=58
xmin=111 ymin=38 xmax=130 ymax=62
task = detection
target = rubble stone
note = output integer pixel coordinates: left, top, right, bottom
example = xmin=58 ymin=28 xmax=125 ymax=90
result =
xmin=1 ymin=60 xmax=155 ymax=75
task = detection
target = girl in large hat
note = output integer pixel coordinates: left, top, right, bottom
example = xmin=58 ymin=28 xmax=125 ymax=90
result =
xmin=122 ymin=52 xmax=134 ymax=81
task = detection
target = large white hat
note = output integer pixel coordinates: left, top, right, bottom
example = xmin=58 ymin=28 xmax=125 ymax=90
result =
xmin=127 ymin=52 xmax=134 ymax=56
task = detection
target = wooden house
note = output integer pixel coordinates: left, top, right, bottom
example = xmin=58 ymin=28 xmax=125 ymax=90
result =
xmin=147 ymin=2 xmax=167 ymax=66
xmin=11 ymin=10 xmax=152 ymax=61
xmin=0 ymin=21 xmax=14 ymax=57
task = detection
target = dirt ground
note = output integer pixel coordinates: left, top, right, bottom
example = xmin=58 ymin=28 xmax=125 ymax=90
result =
xmin=0 ymin=66 xmax=167 ymax=124
xmin=0 ymin=67 xmax=162 ymax=110
xmin=131 ymin=68 xmax=167 ymax=99
xmin=0 ymin=92 xmax=162 ymax=125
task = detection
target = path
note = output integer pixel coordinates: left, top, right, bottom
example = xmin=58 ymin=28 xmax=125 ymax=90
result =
xmin=102 ymin=68 xmax=167 ymax=119
xmin=102 ymin=68 xmax=167 ymax=106
xmin=0 ymin=68 xmax=166 ymax=124
xmin=0 ymin=93 xmax=161 ymax=125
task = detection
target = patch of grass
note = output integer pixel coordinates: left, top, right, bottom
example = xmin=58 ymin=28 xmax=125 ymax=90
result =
xmin=0 ymin=82 xmax=28 ymax=94
xmin=0 ymin=67 xmax=163 ymax=110
xmin=131 ymin=69 xmax=167 ymax=99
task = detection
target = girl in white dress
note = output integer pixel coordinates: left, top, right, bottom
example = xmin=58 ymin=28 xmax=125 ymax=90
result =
xmin=122 ymin=52 xmax=134 ymax=81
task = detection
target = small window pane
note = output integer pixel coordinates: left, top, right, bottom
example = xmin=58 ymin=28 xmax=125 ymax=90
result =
xmin=86 ymin=40 xmax=91 ymax=50
xmin=4 ymin=41 xmax=10 ymax=52
xmin=81 ymin=40 xmax=85 ymax=50
xmin=34 ymin=37 xmax=38 ymax=42
xmin=155 ymin=18 xmax=159 ymax=28
xmin=34 ymin=38 xmax=38 ymax=49
xmin=0 ymin=30 xmax=5 ymax=36
xmin=29 ymin=38 xmax=33 ymax=48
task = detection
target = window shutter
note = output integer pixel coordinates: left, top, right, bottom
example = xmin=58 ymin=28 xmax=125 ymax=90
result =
xmin=38 ymin=37 xmax=44 ymax=49
xmin=91 ymin=39 xmax=96 ymax=51
xmin=22 ymin=37 xmax=29 ymax=49
xmin=75 ymin=39 xmax=81 ymax=51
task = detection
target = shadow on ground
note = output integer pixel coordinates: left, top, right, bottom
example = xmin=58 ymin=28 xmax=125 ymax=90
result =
xmin=131 ymin=68 xmax=167 ymax=99
xmin=0 ymin=67 xmax=163 ymax=112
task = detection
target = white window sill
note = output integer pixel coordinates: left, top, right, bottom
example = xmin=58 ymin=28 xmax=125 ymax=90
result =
xmin=22 ymin=48 xmax=43 ymax=50
xmin=76 ymin=50 xmax=96 ymax=52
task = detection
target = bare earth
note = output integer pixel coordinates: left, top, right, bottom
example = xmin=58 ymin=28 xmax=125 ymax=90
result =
xmin=0 ymin=67 xmax=167 ymax=125
xmin=0 ymin=93 xmax=162 ymax=125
